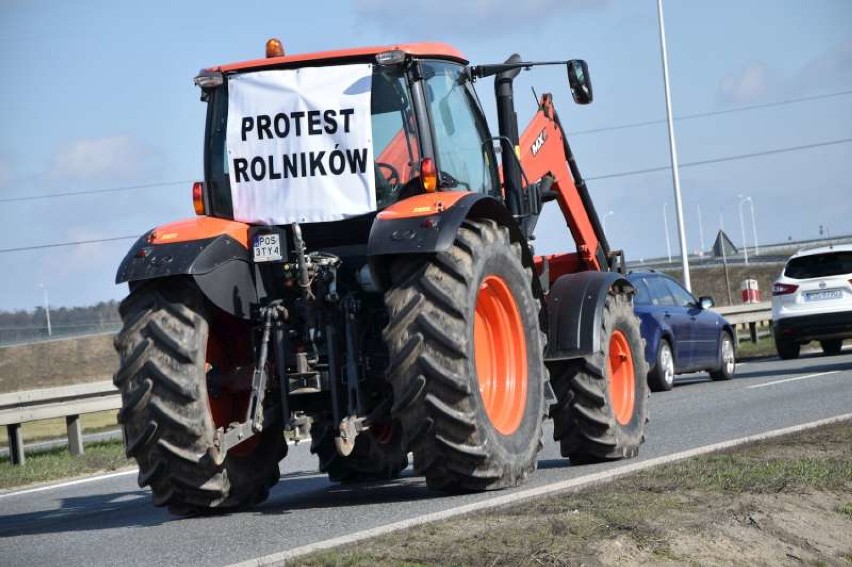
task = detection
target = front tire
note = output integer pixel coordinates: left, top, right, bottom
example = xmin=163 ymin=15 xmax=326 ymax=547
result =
xmin=383 ymin=219 xmax=547 ymax=491
xmin=709 ymin=331 xmax=736 ymax=381
xmin=113 ymin=279 xmax=285 ymax=514
xmin=647 ymin=339 xmax=674 ymax=392
xmin=550 ymin=292 xmax=649 ymax=462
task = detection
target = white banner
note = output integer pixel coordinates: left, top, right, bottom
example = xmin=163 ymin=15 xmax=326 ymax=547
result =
xmin=226 ymin=64 xmax=376 ymax=224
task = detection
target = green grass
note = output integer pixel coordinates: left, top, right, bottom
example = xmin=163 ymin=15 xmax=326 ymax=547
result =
xmin=735 ymin=333 xmax=777 ymax=359
xmin=0 ymin=440 xmax=130 ymax=490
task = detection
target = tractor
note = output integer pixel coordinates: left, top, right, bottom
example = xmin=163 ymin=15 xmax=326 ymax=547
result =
xmin=113 ymin=39 xmax=648 ymax=514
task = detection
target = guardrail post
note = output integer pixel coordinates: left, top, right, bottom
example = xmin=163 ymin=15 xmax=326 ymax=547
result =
xmin=66 ymin=415 xmax=84 ymax=456
xmin=7 ymin=424 xmax=25 ymax=465
xmin=749 ymin=322 xmax=758 ymax=343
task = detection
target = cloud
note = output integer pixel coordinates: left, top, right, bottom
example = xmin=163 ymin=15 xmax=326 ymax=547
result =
xmin=717 ymin=62 xmax=773 ymax=104
xmin=717 ymin=39 xmax=852 ymax=105
xmin=49 ymin=135 xmax=152 ymax=182
xmin=802 ymin=38 xmax=852 ymax=89
xmin=354 ymin=0 xmax=610 ymax=36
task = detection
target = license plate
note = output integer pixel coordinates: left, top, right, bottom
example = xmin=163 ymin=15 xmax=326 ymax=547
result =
xmin=253 ymin=233 xmax=283 ymax=262
xmin=804 ymin=289 xmax=842 ymax=302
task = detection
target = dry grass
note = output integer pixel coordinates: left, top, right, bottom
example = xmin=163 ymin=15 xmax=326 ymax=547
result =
xmin=658 ymin=262 xmax=782 ymax=307
xmin=302 ymin=421 xmax=852 ymax=567
xmin=0 ymin=333 xmax=117 ymax=394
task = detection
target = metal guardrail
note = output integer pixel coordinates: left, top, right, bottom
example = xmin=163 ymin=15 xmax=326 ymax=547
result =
xmin=715 ymin=301 xmax=772 ymax=343
xmin=0 ymin=381 xmax=120 ymax=466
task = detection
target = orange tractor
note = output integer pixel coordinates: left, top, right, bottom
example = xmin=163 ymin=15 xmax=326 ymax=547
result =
xmin=114 ymin=40 xmax=648 ymax=514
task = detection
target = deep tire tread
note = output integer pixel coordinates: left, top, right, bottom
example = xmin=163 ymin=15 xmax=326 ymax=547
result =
xmin=383 ymin=219 xmax=548 ymax=491
xmin=551 ymin=292 xmax=649 ymax=462
xmin=113 ymin=279 xmax=285 ymax=515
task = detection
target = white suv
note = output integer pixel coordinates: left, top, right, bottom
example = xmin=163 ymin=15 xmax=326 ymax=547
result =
xmin=771 ymin=244 xmax=852 ymax=359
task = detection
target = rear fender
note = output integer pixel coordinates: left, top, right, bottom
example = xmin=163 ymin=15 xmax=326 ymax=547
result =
xmin=545 ymin=271 xmax=635 ymax=360
xmin=368 ymin=192 xmax=540 ymax=297
xmin=116 ymin=217 xmax=256 ymax=319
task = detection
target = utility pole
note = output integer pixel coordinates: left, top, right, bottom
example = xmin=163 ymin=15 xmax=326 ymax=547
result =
xmin=697 ymin=204 xmax=705 ymax=255
xmin=738 ymin=197 xmax=750 ymax=265
xmin=657 ymin=0 xmax=691 ymax=290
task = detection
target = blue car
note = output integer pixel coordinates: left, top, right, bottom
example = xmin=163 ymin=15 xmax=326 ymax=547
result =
xmin=627 ymin=271 xmax=737 ymax=391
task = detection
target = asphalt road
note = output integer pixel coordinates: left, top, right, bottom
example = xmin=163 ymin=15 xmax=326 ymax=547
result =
xmin=2 ymin=350 xmax=851 ymax=567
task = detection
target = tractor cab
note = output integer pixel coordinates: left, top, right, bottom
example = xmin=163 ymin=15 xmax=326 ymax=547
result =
xmin=194 ymin=42 xmax=501 ymax=225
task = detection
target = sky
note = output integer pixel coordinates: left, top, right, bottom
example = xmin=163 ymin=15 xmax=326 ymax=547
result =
xmin=0 ymin=0 xmax=850 ymax=311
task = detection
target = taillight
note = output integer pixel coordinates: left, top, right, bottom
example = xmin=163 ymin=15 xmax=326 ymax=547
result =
xmin=192 ymin=181 xmax=206 ymax=215
xmin=772 ymin=282 xmax=798 ymax=296
xmin=420 ymin=158 xmax=438 ymax=193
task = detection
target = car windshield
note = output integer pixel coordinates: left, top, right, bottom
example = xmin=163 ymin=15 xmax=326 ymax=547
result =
xmin=784 ymin=251 xmax=852 ymax=279
xmin=204 ymin=64 xmax=420 ymax=219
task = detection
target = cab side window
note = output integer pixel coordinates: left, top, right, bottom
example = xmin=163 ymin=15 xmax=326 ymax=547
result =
xmin=422 ymin=62 xmax=497 ymax=193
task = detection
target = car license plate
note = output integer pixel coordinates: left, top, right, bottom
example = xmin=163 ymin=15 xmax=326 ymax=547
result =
xmin=253 ymin=233 xmax=283 ymax=263
xmin=804 ymin=289 xmax=842 ymax=302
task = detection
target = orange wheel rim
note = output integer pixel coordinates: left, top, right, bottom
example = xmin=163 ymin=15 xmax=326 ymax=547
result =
xmin=473 ymin=275 xmax=527 ymax=435
xmin=607 ymin=329 xmax=635 ymax=425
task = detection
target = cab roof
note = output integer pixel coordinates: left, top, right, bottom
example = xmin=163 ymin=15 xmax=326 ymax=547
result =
xmin=211 ymin=42 xmax=468 ymax=73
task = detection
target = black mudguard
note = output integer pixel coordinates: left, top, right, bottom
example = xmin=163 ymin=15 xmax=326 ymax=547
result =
xmin=545 ymin=271 xmax=635 ymax=361
xmin=116 ymin=232 xmax=256 ymax=320
xmin=367 ymin=193 xmax=539 ymax=296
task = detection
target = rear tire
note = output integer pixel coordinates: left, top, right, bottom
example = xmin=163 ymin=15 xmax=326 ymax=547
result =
xmin=709 ymin=331 xmax=736 ymax=381
xmin=383 ymin=219 xmax=547 ymax=491
xmin=647 ymin=339 xmax=674 ymax=392
xmin=309 ymin=420 xmax=408 ymax=482
xmin=550 ymin=292 xmax=649 ymax=462
xmin=820 ymin=339 xmax=843 ymax=356
xmin=775 ymin=335 xmax=800 ymax=360
xmin=113 ymin=279 xmax=285 ymax=514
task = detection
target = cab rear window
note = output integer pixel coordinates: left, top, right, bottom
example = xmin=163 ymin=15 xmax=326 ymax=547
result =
xmin=784 ymin=251 xmax=852 ymax=279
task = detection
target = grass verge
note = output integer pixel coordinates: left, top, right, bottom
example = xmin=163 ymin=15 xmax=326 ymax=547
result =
xmin=735 ymin=333 xmax=776 ymax=359
xmin=0 ymin=440 xmax=129 ymax=491
xmin=300 ymin=420 xmax=852 ymax=566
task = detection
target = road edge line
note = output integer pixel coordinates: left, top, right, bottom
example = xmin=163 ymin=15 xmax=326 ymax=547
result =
xmin=0 ymin=468 xmax=139 ymax=499
xmin=229 ymin=413 xmax=852 ymax=567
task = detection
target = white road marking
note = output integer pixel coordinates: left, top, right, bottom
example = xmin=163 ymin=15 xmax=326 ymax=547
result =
xmin=228 ymin=413 xmax=852 ymax=567
xmin=0 ymin=438 xmax=310 ymax=499
xmin=0 ymin=469 xmax=138 ymax=499
xmin=747 ymin=370 xmax=840 ymax=389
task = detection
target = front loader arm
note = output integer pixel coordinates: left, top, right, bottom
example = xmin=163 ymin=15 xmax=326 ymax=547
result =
xmin=518 ymin=93 xmax=609 ymax=272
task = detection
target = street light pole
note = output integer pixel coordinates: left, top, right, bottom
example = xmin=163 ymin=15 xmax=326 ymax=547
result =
xmin=657 ymin=0 xmax=691 ymax=290
xmin=738 ymin=197 xmax=749 ymax=265
xmin=663 ymin=202 xmax=672 ymax=263
xmin=697 ymin=204 xmax=705 ymax=255
xmin=745 ymin=196 xmax=759 ymax=256
xmin=38 ymin=283 xmax=52 ymax=337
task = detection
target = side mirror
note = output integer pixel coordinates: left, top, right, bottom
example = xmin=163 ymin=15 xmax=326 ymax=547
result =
xmin=699 ymin=296 xmax=715 ymax=310
xmin=567 ymin=59 xmax=593 ymax=105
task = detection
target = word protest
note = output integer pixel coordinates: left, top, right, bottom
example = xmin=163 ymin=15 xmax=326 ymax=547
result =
xmin=226 ymin=64 xmax=376 ymax=224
